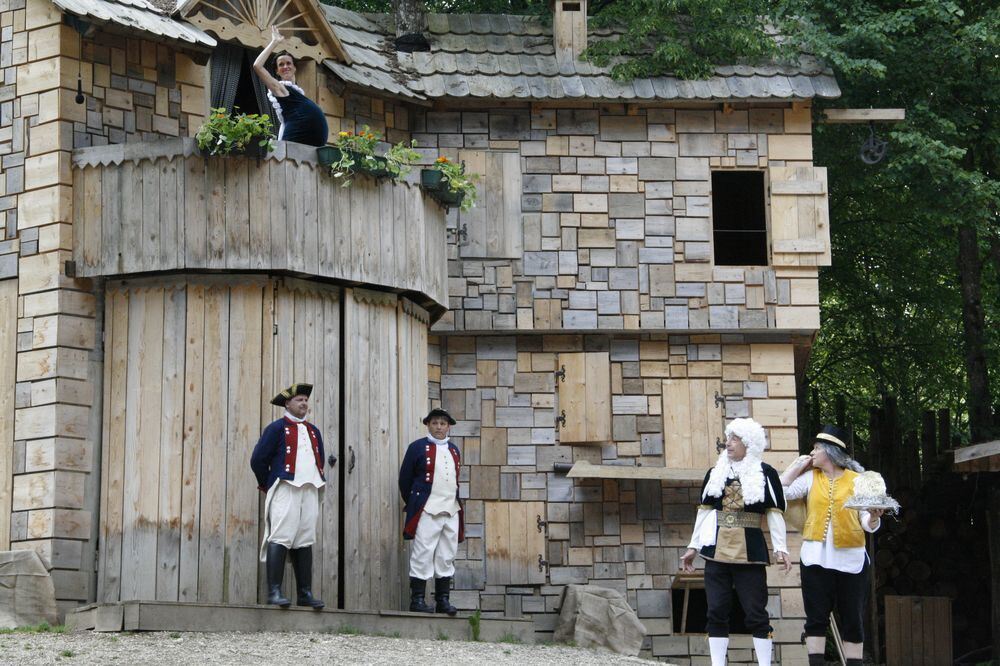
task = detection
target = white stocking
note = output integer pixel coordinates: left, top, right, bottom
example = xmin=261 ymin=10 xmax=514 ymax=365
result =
xmin=709 ymin=636 xmax=729 ymax=666
xmin=753 ymin=637 xmax=772 ymax=666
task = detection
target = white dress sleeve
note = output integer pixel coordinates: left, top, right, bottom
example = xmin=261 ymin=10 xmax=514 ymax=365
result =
xmin=687 ymin=506 xmax=715 ymax=550
xmin=766 ymin=510 xmax=788 ymax=554
xmin=783 ymin=470 xmax=813 ymax=500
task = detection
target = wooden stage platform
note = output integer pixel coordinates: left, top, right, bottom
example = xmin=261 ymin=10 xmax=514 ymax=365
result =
xmin=66 ymin=601 xmax=535 ymax=643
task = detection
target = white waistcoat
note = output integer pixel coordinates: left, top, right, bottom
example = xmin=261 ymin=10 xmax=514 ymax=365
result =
xmin=423 ymin=443 xmax=459 ymax=516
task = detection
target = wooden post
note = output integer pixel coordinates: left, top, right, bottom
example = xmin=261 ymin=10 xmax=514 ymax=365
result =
xmin=937 ymin=409 xmax=951 ymax=455
xmin=989 ymin=486 xmax=1000 ymax=663
xmin=920 ymin=410 xmax=936 ymax=481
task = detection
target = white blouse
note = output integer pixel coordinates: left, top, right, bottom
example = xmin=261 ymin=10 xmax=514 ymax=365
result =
xmin=784 ymin=472 xmax=880 ymax=574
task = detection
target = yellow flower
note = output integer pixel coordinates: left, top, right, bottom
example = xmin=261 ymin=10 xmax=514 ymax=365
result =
xmin=338 ymin=131 xmax=349 ymax=137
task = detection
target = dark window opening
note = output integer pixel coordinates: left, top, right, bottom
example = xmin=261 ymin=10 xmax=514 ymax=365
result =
xmin=209 ymin=43 xmax=277 ymax=131
xmin=672 ymin=580 xmax=749 ymax=634
xmin=232 ymin=51 xmax=263 ymax=116
xmin=712 ymin=171 xmax=768 ymax=266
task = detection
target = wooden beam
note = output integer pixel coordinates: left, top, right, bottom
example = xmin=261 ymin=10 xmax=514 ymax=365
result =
xmin=819 ymin=108 xmax=906 ymax=124
xmin=566 ymin=460 xmax=703 ymax=481
xmin=953 ymin=438 xmax=1000 ymax=465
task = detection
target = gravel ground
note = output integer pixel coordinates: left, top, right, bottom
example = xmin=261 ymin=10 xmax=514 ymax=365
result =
xmin=0 ymin=631 xmax=662 ymax=665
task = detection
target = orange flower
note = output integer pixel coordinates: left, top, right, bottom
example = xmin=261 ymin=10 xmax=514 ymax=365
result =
xmin=436 ymin=156 xmax=449 ymax=163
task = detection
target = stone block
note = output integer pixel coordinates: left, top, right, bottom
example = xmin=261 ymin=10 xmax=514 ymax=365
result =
xmin=636 ymin=589 xmax=670 ymax=617
xmin=600 ymin=115 xmax=647 ymax=141
xmin=523 ymin=252 xmax=559 ymax=276
xmin=609 ymin=193 xmax=645 ymax=217
xmin=637 ymin=157 xmax=675 ymax=181
xmin=557 ymin=109 xmax=599 ymax=134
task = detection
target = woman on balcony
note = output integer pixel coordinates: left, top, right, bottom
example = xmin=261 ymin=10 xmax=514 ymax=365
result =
xmin=253 ymin=26 xmax=329 ymax=147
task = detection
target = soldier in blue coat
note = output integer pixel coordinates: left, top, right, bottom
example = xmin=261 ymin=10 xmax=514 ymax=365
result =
xmin=251 ymin=383 xmax=326 ymax=609
xmin=399 ymin=408 xmax=465 ymax=615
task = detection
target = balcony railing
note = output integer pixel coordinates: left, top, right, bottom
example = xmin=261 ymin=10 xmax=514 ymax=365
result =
xmin=72 ymin=138 xmax=448 ymax=309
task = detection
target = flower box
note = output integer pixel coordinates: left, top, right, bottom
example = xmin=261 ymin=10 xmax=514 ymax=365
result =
xmin=420 ymin=168 xmax=466 ymax=209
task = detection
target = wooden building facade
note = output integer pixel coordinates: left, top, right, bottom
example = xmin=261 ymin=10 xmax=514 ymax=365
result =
xmin=0 ymin=0 xmax=840 ymax=661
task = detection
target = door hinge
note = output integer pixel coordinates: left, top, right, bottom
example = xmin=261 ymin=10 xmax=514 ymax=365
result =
xmin=554 ymin=365 xmax=566 ymax=382
xmin=555 ymin=410 xmax=566 ymax=430
xmin=538 ymin=554 xmax=549 ymax=574
xmin=536 ymin=514 xmax=547 ymax=535
xmin=273 ymin=323 xmax=278 ymax=336
xmin=714 ymin=390 xmax=725 ymax=408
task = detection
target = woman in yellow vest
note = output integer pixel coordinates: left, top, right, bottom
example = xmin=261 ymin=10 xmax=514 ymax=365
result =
xmin=780 ymin=425 xmax=885 ymax=666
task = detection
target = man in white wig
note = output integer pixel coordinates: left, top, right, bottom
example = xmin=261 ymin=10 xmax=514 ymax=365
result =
xmin=680 ymin=417 xmax=791 ymax=666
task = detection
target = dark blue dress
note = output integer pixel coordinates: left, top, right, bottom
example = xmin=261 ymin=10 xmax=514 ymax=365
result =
xmin=273 ymin=86 xmax=328 ymax=147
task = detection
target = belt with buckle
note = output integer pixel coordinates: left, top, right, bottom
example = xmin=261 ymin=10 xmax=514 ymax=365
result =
xmin=716 ymin=510 xmax=761 ymax=529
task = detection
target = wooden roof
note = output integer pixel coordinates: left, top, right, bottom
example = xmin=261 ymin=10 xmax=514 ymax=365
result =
xmin=323 ymin=7 xmax=842 ymax=102
xmin=177 ymin=0 xmax=351 ymax=63
xmin=53 ymin=0 xmax=216 ymax=48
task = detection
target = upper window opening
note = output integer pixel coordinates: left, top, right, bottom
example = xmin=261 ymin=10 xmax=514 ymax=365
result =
xmin=712 ymin=171 xmax=767 ymax=266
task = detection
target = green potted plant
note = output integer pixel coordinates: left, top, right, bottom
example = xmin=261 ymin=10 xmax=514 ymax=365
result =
xmin=196 ymin=107 xmax=275 ymax=159
xmin=384 ymin=139 xmax=421 ymax=180
xmin=323 ymin=126 xmax=391 ymax=185
xmin=420 ymin=156 xmax=479 ymax=212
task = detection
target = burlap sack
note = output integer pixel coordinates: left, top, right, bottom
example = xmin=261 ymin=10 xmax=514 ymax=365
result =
xmin=553 ymin=584 xmax=647 ymax=656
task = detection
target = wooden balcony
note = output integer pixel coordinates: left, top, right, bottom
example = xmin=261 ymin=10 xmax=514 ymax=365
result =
xmin=72 ymin=138 xmax=448 ymax=310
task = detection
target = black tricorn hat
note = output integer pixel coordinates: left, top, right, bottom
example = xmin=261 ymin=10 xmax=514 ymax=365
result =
xmin=422 ymin=408 xmax=456 ymax=426
xmin=271 ymin=383 xmax=313 ymax=407
xmin=814 ymin=424 xmax=851 ymax=451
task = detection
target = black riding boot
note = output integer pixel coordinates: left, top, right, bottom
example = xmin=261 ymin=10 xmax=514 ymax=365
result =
xmin=289 ymin=546 xmax=324 ymax=609
xmin=434 ymin=576 xmax=457 ymax=616
xmin=409 ymin=577 xmax=433 ymax=613
xmin=265 ymin=542 xmax=290 ymax=607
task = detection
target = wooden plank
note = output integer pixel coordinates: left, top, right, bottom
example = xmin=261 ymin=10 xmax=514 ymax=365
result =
xmin=458 ymin=150 xmax=487 ymax=258
xmin=0 ymin=280 xmax=17 ymax=552
xmin=120 ymin=162 xmax=143 ymax=274
xmin=301 ymin=164 xmax=320 ymax=275
xmin=97 ymin=165 xmax=120 ymax=274
xmin=750 ymin=344 xmax=795 ymax=374
xmin=663 ymin=379 xmax=693 ymax=469
xmin=179 ymin=281 xmax=205 ymax=602
xmin=769 ymin=166 xmax=831 ymax=267
xmin=379 ymin=179 xmax=395 ymax=289
xmin=159 ymin=158 xmax=181 ymax=269
xmin=268 ymin=160 xmax=288 ymax=271
xmin=485 ymin=501 xmax=509 ymax=585
xmin=141 ymin=160 xmax=162 ymax=272
xmin=248 ymin=160 xmax=271 ymax=269
xmin=819 ymin=108 xmax=905 ymax=124
xmin=567 ymin=460 xmax=705 ymax=481
xmin=224 ymin=157 xmax=250 ymax=269
xmin=525 ymin=502 xmax=546 ymax=584
xmin=583 ymin=352 xmax=611 ymax=442
xmin=100 ymin=288 xmax=129 ymax=600
xmin=506 ymin=502 xmax=528 ymax=584
xmin=81 ymin=166 xmax=101 ymax=268
xmin=120 ymin=286 xmax=164 ymax=600
xmin=183 ymin=156 xmax=207 ymax=269
xmin=225 ymin=284 xmax=264 ymax=604
xmin=557 ymin=353 xmax=588 ymax=443
xmin=206 ymin=158 xmax=226 ymax=268
xmin=953 ymin=438 xmax=1000 ymax=464
xmin=318 ymin=286 xmax=340 ymax=606
xmin=499 ymin=151 xmax=523 ymax=258
xmin=155 ymin=285 xmax=186 ymax=601
xmin=198 ymin=284 xmax=229 ymax=602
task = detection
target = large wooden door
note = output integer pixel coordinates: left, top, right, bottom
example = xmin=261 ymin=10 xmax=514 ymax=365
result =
xmin=342 ymin=288 xmax=402 ymax=611
xmin=98 ymin=276 xmax=340 ymax=605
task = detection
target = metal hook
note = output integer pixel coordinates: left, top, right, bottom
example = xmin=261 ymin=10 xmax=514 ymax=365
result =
xmin=714 ymin=391 xmax=725 ymax=408
xmin=860 ymin=121 xmax=888 ymax=164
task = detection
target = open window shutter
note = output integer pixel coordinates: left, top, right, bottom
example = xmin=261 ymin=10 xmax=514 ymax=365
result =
xmin=557 ymin=352 xmax=611 ymax=444
xmin=209 ymin=42 xmax=243 ymax=112
xmin=662 ymin=378 xmax=725 ymax=471
xmin=485 ymin=501 xmax=546 ymax=585
xmin=458 ymin=150 xmax=522 ymax=259
xmin=769 ymin=166 xmax=831 ymax=267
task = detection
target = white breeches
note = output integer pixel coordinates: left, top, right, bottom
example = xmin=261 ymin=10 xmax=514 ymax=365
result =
xmin=268 ymin=481 xmax=319 ymax=549
xmin=409 ymin=510 xmax=458 ymax=579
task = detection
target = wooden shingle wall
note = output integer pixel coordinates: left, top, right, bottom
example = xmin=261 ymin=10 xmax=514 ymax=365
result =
xmin=416 ymin=104 xmax=825 ymax=335
xmin=438 ymin=332 xmax=808 ymax=662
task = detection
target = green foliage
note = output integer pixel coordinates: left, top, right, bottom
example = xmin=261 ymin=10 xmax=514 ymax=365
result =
xmin=196 ymin=108 xmax=275 ymax=156
xmin=799 ymin=0 xmax=1000 ymax=444
xmin=336 ymin=624 xmax=363 ymax=635
xmin=59 ymin=649 xmax=74 ymax=658
xmin=385 ymin=139 xmax=422 ymax=179
xmin=586 ymin=0 xmax=785 ymax=80
xmin=467 ymin=609 xmax=482 ymax=641
xmin=427 ymin=156 xmax=480 ymax=211
xmin=435 ymin=630 xmax=449 ymax=641
xmin=497 ymin=632 xmax=522 ymax=644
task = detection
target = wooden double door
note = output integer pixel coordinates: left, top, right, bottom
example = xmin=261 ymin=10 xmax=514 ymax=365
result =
xmin=97 ymin=276 xmax=427 ymax=610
